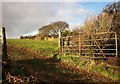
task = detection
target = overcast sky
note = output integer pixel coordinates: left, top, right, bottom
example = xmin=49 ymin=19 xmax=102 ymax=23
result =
xmin=1 ymin=0 xmax=118 ymax=38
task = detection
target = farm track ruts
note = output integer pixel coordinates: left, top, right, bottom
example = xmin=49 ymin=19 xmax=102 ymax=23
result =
xmin=6 ymin=44 xmax=118 ymax=83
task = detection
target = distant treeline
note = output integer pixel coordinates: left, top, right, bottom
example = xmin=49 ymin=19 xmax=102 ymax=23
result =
xmin=20 ymin=34 xmax=59 ymax=40
xmin=20 ymin=35 xmax=35 ymax=40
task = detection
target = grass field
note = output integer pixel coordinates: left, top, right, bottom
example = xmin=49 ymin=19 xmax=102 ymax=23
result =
xmin=7 ymin=39 xmax=58 ymax=56
xmin=6 ymin=39 xmax=120 ymax=82
xmin=6 ymin=39 xmax=94 ymax=83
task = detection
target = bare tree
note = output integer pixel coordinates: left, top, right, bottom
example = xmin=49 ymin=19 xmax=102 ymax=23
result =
xmin=102 ymin=1 xmax=120 ymax=14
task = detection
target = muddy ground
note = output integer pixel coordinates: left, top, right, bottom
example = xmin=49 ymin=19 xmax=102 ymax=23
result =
xmin=2 ymin=44 xmax=119 ymax=83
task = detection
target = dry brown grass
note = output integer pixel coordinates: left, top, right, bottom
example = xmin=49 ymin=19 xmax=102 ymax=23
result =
xmin=81 ymin=12 xmax=120 ymax=35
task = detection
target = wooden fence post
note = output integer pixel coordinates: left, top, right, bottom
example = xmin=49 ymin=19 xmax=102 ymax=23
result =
xmin=1 ymin=27 xmax=7 ymax=60
xmin=1 ymin=27 xmax=11 ymax=83
xmin=58 ymin=30 xmax=61 ymax=55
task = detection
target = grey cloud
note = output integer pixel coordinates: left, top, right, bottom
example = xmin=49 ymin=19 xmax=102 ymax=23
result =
xmin=0 ymin=2 xmax=2 ymax=27
xmin=2 ymin=0 xmax=119 ymax=2
xmin=2 ymin=2 xmax=89 ymax=38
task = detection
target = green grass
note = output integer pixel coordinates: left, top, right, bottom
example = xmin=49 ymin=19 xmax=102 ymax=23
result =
xmin=7 ymin=39 xmax=120 ymax=81
xmin=7 ymin=39 xmax=58 ymax=56
xmin=60 ymin=55 xmax=120 ymax=81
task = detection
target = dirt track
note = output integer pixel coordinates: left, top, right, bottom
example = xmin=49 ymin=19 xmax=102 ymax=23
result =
xmin=4 ymin=44 xmax=118 ymax=83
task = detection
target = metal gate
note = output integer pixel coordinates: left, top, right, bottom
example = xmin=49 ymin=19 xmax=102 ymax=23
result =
xmin=60 ymin=32 xmax=118 ymax=58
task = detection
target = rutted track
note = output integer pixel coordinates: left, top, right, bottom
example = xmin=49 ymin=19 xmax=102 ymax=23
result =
xmin=6 ymin=44 xmax=116 ymax=83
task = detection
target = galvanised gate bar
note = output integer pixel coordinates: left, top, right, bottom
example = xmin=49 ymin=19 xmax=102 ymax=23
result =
xmin=60 ymin=32 xmax=119 ymax=59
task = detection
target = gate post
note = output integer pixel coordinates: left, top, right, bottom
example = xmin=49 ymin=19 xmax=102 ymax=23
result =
xmin=58 ymin=30 xmax=61 ymax=55
xmin=1 ymin=27 xmax=7 ymax=60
